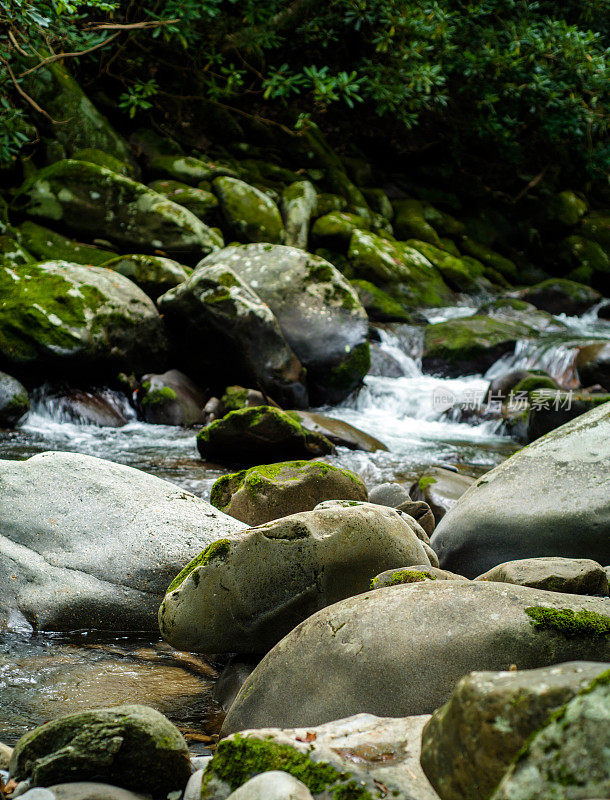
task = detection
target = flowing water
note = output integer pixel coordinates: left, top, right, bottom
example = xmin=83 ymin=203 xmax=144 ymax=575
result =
xmin=1 ymin=304 xmax=609 ymax=745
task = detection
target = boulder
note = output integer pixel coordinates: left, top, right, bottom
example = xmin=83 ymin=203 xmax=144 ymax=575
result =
xmin=371 ymin=566 xmax=468 ymax=589
xmin=411 ymin=469 xmax=475 ymax=526
xmin=224 ymin=772 xmax=314 ymax=800
xmin=158 ymin=264 xmax=306 ymax=408
xmin=197 ymin=406 xmax=334 ymax=466
xmin=221 ymin=581 xmax=610 ymax=734
xmin=393 ymin=199 xmax=441 ymax=245
xmin=490 ymin=669 xmax=610 ymax=800
xmin=281 ymin=181 xmax=317 ymax=249
xmin=138 ymin=369 xmax=206 ymax=426
xmin=18 ymin=221 xmax=116 ymax=266
xmin=459 ymin=238 xmax=518 ymax=282
xmin=159 ymin=501 xmax=432 ymax=654
xmin=199 ymin=244 xmax=370 ymax=404
xmin=9 ymin=705 xmax=191 ymax=797
xmin=1 ymin=231 xmax=33 ymax=267
xmin=209 ymin=460 xmax=368 ymax=525
xmin=290 ymin=411 xmax=389 ymax=453
xmin=0 ymin=452 xmax=245 ymax=630
xmin=0 ymin=261 xmax=167 ymax=381
xmin=510 ymin=278 xmax=601 ymax=316
xmin=577 ymin=341 xmax=610 ymax=389
xmin=475 ymin=557 xmax=608 ymax=596
xmin=430 ymin=403 xmax=610 ymax=577
xmin=221 ymin=386 xmax=276 ymax=413
xmin=311 ymin=212 xmax=370 ymax=250
xmin=350 ymin=280 xmax=412 ymax=322
xmin=71 ymin=147 xmax=137 ymax=177
xmin=48 ymin=785 xmax=149 ymax=800
xmin=203 ymin=714 xmax=438 ymax=800
xmin=525 ymin=389 xmax=610 ymax=441
xmin=0 ymin=371 xmax=29 ymax=426
xmin=368 ymin=482 xmax=411 ymax=507
xmin=14 ymin=161 xmax=222 ymax=258
xmin=213 ymin=177 xmax=284 ymax=243
xmin=477 ymin=297 xmax=561 ymax=332
xmin=31 ymin=386 xmax=130 ymax=427
xmin=147 ymin=180 xmax=219 ymax=220
xmin=408 ymin=240 xmax=484 ymax=291
xmin=101 ymin=255 xmax=189 ymax=299
xmin=422 ymin=316 xmax=531 ymax=376
xmin=420 ymin=661 xmax=609 ymax=800
xmin=148 ymin=153 xmax=235 ymax=183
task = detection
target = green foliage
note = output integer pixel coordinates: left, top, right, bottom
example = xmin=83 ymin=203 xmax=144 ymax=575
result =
xmin=118 ymin=79 xmax=158 ymax=118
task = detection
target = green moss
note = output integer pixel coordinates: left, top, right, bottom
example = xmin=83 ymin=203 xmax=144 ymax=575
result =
xmin=327 ymin=342 xmax=371 ymax=390
xmin=423 ymin=315 xmax=528 ymax=364
xmin=202 ymin=734 xmax=373 ymax=800
xmin=71 ymin=148 xmax=135 ymax=177
xmin=141 ymin=387 xmax=177 ymax=406
xmin=418 ymin=476 xmax=437 ymax=491
xmin=393 ymin=199 xmax=441 ymax=245
xmin=372 ymin=569 xmax=437 ymax=589
xmin=213 ymin=176 xmax=284 ymax=243
xmin=461 ymin=237 xmax=518 ymax=280
xmin=350 ymin=279 xmax=411 ymax=322
xmin=19 ymin=221 xmax=115 ymax=266
xmin=166 ymin=539 xmax=232 ymax=592
xmin=524 ymin=606 xmax=610 ymax=637
xmin=408 ymin=239 xmax=483 ymax=291
xmin=512 ymin=375 xmax=558 ymax=395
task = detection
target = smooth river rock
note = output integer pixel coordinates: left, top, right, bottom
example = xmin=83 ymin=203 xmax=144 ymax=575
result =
xmin=475 ymin=557 xmax=609 ymax=596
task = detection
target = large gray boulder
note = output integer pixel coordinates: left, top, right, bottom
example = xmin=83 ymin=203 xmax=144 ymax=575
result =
xmin=420 ymin=661 xmax=610 ymax=800
xmin=431 ymin=403 xmax=610 ymax=577
xmin=198 ymin=244 xmax=370 ymax=404
xmin=159 ymin=501 xmax=432 ymax=654
xmin=221 ymin=581 xmax=610 ymax=734
xmin=475 ymin=557 xmax=609 ymax=596
xmin=0 ymin=261 xmax=167 ymax=380
xmin=204 ymin=714 xmax=439 ymax=800
xmin=158 ymin=264 xmax=307 ymax=408
xmin=491 ymin=668 xmax=610 ymax=800
xmin=0 ymin=452 xmax=245 ymax=630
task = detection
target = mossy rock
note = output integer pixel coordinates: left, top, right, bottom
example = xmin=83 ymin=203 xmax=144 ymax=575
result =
xmin=316 ymin=193 xmax=348 ymax=216
xmin=196 ymin=406 xmax=334 ymax=466
xmin=408 ymin=239 xmax=484 ymax=291
xmin=71 ymin=148 xmax=137 ymax=178
xmin=311 ymin=211 xmax=370 ymax=250
xmin=422 ymin=315 xmax=532 ymax=376
xmin=370 ymin=567 xmax=455 ymax=589
xmin=392 ymin=199 xmax=441 ymax=245
xmin=18 ymin=220 xmax=115 ymax=266
xmin=348 ymin=229 xmax=454 ymax=307
xmin=0 ymin=260 xmax=167 ymax=379
xmin=213 ymin=176 xmax=285 ymax=243
xmin=560 ymin=235 xmax=610 ymax=283
xmin=101 ymin=254 xmax=189 ymax=299
xmin=526 ymin=390 xmax=610 ymax=442
xmin=148 ymin=180 xmax=219 ymax=221
xmin=149 ymin=154 xmax=235 ymax=184
xmin=512 ymin=374 xmax=559 ymax=395
xmin=210 ymin=459 xmax=367 ymax=525
xmin=362 ymin=188 xmax=394 ymax=220
xmin=13 ymin=160 xmax=223 ymax=258
xmin=0 ymin=370 xmax=29 ymax=427
xmin=460 ymin=237 xmax=518 ymax=281
xmin=422 ymin=204 xmax=466 ymax=237
xmin=8 ymin=704 xmax=191 ymax=797
xmin=477 ymin=297 xmax=560 ymax=332
xmin=547 ymin=190 xmax=588 ymax=227
xmin=0 ymin=233 xmax=34 ymax=267
xmin=512 ymin=278 xmax=602 ymax=316
xmin=350 ymin=279 xmax=411 ymax=322
xmin=580 ymin=210 xmax=610 ymax=250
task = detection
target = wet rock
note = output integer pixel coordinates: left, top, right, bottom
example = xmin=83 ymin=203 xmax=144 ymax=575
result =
xmin=486 ymin=369 xmax=558 ymax=403
xmin=204 ymin=715 xmax=437 ymax=800
xmin=200 ymin=244 xmax=370 ymax=404
xmin=411 ymin=468 xmax=475 ymax=526
xmin=368 ymin=343 xmax=410 ymax=377
xmin=0 ymin=261 xmax=167 ymax=381
xmin=0 ymin=451 xmax=245 ymax=630
xmin=160 ymin=500 xmax=432 ymax=655
xmin=311 ymin=212 xmax=369 ymax=250
xmin=101 ymin=255 xmax=189 ymax=300
xmin=350 ymin=280 xmax=412 ymax=322
xmin=147 ymin=180 xmax=219 ymax=221
xmin=290 ymin=411 xmax=388 ymax=453
xmin=477 ymin=297 xmax=561 ymax=332
xmin=475 ymin=557 xmax=608 ymax=596
xmin=138 ymin=370 xmax=206 ymax=426
xmin=210 ymin=460 xmax=367 ymax=525
xmin=197 ymin=406 xmax=334 ymax=466
xmin=14 ymin=161 xmax=222 ymax=258
xmin=0 ymin=371 xmax=29 ymax=427
xmin=371 ymin=565 xmax=468 ymax=589
xmin=9 ymin=705 xmax=191 ymax=797
xmin=281 ymin=181 xmax=317 ymax=249
xmin=577 ymin=342 xmax=610 ymax=389
xmin=526 ymin=389 xmax=610 ymax=441
xmin=49 ymin=784 xmax=149 ymax=800
xmin=510 ymin=278 xmax=601 ymax=316
xmin=221 ymin=581 xmax=610 ymax=733
xmin=459 ymin=238 xmax=518 ymax=282
xmin=148 ymin=154 xmax=234 ymax=184
xmin=18 ymin=221 xmax=116 ymax=266
xmin=431 ymin=403 xmax=610 ymax=577
xmin=32 ymin=386 xmax=130 ymax=427
xmin=70 ymin=148 xmax=137 ymax=178
xmin=158 ymin=265 xmax=306 ymax=408
xmin=396 ymin=500 xmax=436 ymax=537
xmin=213 ymin=659 xmax=259 ymax=713
xmin=393 ymin=199 xmax=441 ymax=245
xmin=224 ymin=772 xmax=314 ymax=800
xmin=409 ymin=240 xmax=485 ymax=292
xmin=221 ymin=386 xmax=276 ymax=413
xmin=421 ymin=661 xmax=609 ymax=800
xmin=213 ymin=177 xmax=284 ymax=243
xmin=491 ymin=668 xmax=610 ymax=800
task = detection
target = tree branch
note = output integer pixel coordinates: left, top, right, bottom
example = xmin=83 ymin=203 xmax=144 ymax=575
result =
xmin=19 ymin=32 xmax=122 ymax=77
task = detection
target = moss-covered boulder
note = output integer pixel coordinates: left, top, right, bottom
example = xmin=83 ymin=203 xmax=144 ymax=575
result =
xmin=199 ymin=244 xmax=370 ymax=404
xmin=101 ymin=255 xmax=189 ymax=299
xmin=159 ymin=501 xmax=432 ymax=654
xmin=212 ymin=176 xmax=284 ymax=243
xmin=460 ymin=237 xmax=518 ymax=281
xmin=281 ymin=181 xmax=318 ymax=249
xmin=138 ymin=369 xmax=206 ymax=426
xmin=24 ymin=62 xmax=132 ymax=164
xmin=393 ymin=199 xmax=441 ymax=244
xmin=316 ymin=193 xmax=348 ymax=216
xmin=149 ymin=154 xmax=234 ymax=184
xmin=511 ymin=278 xmax=602 ymax=316
xmin=475 ymin=557 xmax=608 ymax=596
xmin=197 ymin=406 xmax=334 ymax=466
xmin=210 ymin=460 xmax=368 ymax=525
xmin=158 ymin=265 xmax=306 ymax=408
xmin=580 ymin=210 xmax=610 ymax=250
xmin=348 ymin=229 xmax=454 ymax=307
xmin=71 ymin=148 xmax=137 ymax=178
xmin=147 ymin=180 xmax=219 ymax=221
xmin=14 ymin=160 xmax=223 ymax=258
xmin=8 ymin=704 xmax=191 ymax=796
xmin=408 ymin=240 xmax=485 ymax=291
xmin=547 ymin=190 xmax=589 ymax=227
xmin=560 ymin=234 xmax=610 ymax=286
xmin=421 ymin=662 xmax=609 ymax=800
xmin=0 ymin=261 xmax=167 ymax=380
xmin=0 ymin=371 xmax=29 ymax=427
xmin=477 ymin=297 xmax=561 ymax=332
xmin=491 ymin=669 xmax=610 ymax=800
xmin=311 ymin=212 xmax=369 ymax=250
xmin=0 ymin=233 xmax=33 ymax=267
xmin=362 ymin=188 xmax=394 ymax=220
xmin=370 ymin=565 xmax=467 ymax=589
xmin=18 ymin=220 xmax=116 ymax=266
xmin=422 ymin=315 xmax=531 ymax=376
xmin=350 ymin=279 xmax=411 ymax=322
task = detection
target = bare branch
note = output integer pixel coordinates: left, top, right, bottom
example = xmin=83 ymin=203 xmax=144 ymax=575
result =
xmin=0 ymin=56 xmax=63 ymax=123
xmin=19 ymin=32 xmax=121 ymax=77
xmin=84 ymin=19 xmax=179 ymax=31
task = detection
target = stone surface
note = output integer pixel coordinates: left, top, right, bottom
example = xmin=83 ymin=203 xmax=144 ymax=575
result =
xmin=411 ymin=469 xmax=475 ymax=526
xmin=210 ymin=460 xmax=368 ymax=525
xmin=0 ymin=452 xmax=244 ymax=630
xmin=431 ymin=403 xmax=610 ymax=577
xmin=199 ymin=244 xmax=370 ymax=404
xmin=0 ymin=741 xmax=12 ymax=769
xmin=18 ymin=221 xmax=116 ymax=266
xmin=159 ymin=501 xmax=432 ymax=654
xmin=204 ymin=715 xmax=438 ymax=800
xmin=491 ymin=669 xmax=610 ymax=800
xmin=0 ymin=371 xmax=29 ymax=427
xmin=148 ymin=180 xmax=219 ymax=221
xmin=282 ymin=181 xmax=317 ymax=249
xmin=0 ymin=261 xmax=167 ymax=381
xmin=50 ymin=785 xmax=149 ymax=800
xmin=213 ymin=177 xmax=284 ymax=243
xmin=290 ymin=411 xmax=388 ymax=453
xmin=158 ymin=264 xmax=306 ymax=408
xmin=197 ymin=406 xmax=334 ymax=466
xmin=9 ymin=705 xmax=191 ymax=797
xmin=371 ymin=565 xmax=468 ymax=589
xmin=224 ymin=772 xmax=314 ymax=800
xmin=138 ymin=369 xmax=206 ymax=426
xmin=368 ymin=482 xmax=411 ymax=508
xmin=510 ymin=278 xmax=602 ymax=316
xmin=222 ymin=581 xmax=610 ymax=734
xmin=475 ymin=557 xmax=609 ymax=596
xmin=101 ymin=255 xmax=189 ymax=300
xmin=420 ymin=661 xmax=609 ymax=800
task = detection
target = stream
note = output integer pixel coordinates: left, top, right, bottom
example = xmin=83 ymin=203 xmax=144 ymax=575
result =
xmin=1 ymin=302 xmax=609 ymax=746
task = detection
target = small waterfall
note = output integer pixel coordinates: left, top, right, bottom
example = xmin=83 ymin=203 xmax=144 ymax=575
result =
xmin=28 ymin=385 xmax=137 ymax=428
